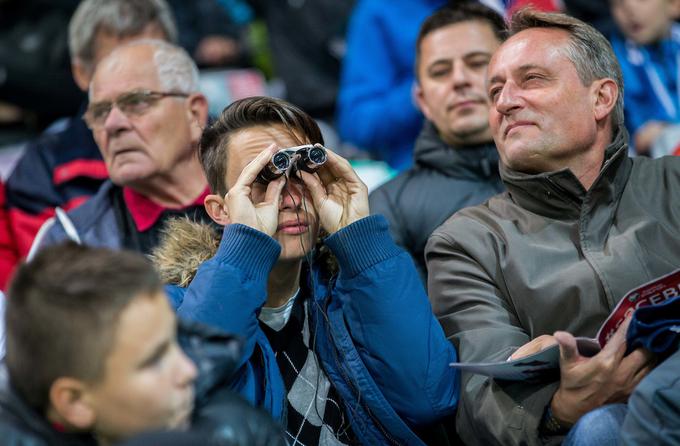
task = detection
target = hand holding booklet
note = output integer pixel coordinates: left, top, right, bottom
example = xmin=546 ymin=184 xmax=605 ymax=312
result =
xmin=450 ymin=268 xmax=680 ymax=381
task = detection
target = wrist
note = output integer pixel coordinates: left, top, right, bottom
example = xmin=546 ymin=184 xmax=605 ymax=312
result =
xmin=540 ymin=400 xmax=570 ymax=435
xmin=548 ymin=391 xmax=575 ymax=429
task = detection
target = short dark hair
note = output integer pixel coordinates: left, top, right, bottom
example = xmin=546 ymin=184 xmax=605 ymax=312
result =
xmin=199 ymin=96 xmax=324 ymax=196
xmin=415 ymin=2 xmax=507 ymax=79
xmin=5 ymin=243 xmax=162 ymax=412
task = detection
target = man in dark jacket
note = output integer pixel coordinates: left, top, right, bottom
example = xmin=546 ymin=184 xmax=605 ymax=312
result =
xmin=0 ymin=243 xmax=287 ymax=446
xmin=369 ymin=3 xmax=506 ymax=282
xmin=427 ymin=9 xmax=677 ymax=446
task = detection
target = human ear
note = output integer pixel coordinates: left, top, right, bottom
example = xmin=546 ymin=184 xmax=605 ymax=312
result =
xmin=414 ymin=83 xmax=433 ymax=121
xmin=204 ymin=193 xmax=230 ymax=225
xmin=48 ymin=377 xmax=96 ymax=430
xmin=592 ymin=78 xmax=618 ymax=122
xmin=71 ymin=60 xmax=93 ymax=92
xmin=187 ymin=93 xmax=209 ymax=142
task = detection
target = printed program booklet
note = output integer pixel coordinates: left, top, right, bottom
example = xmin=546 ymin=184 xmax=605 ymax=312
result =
xmin=449 ymin=268 xmax=680 ymax=381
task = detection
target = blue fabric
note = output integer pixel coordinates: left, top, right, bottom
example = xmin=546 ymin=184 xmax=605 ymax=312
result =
xmin=37 ymin=181 xmax=123 ymax=251
xmin=170 ymin=215 xmax=459 ymax=445
xmin=563 ymin=404 xmax=628 ymax=446
xmin=336 ymin=0 xmax=446 ymax=171
xmin=610 ymin=25 xmax=680 ymax=138
xmin=621 ymin=349 xmax=680 ymax=445
xmin=627 ymin=295 xmax=680 ymax=360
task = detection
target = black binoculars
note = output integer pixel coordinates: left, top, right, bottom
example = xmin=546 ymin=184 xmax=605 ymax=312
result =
xmin=256 ymin=144 xmax=328 ymax=184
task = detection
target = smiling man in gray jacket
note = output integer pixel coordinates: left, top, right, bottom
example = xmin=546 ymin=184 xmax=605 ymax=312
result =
xmin=426 ymin=9 xmax=680 ymax=446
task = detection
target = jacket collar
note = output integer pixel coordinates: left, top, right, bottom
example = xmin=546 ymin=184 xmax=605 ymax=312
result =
xmin=0 ymin=365 xmax=97 ymax=445
xmin=500 ymin=127 xmax=632 ymax=219
xmin=414 ymin=120 xmax=499 ymax=180
xmin=123 ymin=186 xmax=211 ymax=232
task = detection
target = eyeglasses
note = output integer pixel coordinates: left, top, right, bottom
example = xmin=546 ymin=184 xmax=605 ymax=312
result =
xmin=83 ymin=90 xmax=189 ymax=129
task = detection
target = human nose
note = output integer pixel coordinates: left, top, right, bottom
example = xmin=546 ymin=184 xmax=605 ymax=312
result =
xmin=280 ymin=178 xmax=304 ymax=210
xmin=174 ymin=347 xmax=198 ymax=387
xmin=452 ymin=62 xmax=471 ymax=89
xmin=102 ymin=102 xmax=133 ymax=134
xmin=494 ymin=82 xmax=522 ymax=115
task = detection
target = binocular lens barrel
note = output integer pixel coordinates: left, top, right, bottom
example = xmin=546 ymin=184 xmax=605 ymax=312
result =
xmin=257 ymin=151 xmax=292 ymax=183
xmin=256 ymin=145 xmax=327 ymax=184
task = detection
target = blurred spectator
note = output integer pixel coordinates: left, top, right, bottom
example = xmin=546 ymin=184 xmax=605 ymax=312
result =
xmin=0 ymin=0 xmax=175 ymax=290
xmin=369 ymin=3 xmax=505 ymax=283
xmin=246 ymin=0 xmax=355 ymax=122
xmin=30 ymin=40 xmax=211 ymax=255
xmin=609 ymin=0 xmax=680 ymax=155
xmin=167 ymin=0 xmax=251 ymax=68
xmin=337 ymin=0 xmax=447 ymax=171
xmin=0 ymin=0 xmax=82 ymax=138
xmin=563 ymin=0 xmax=615 ymax=36
xmin=0 ymin=243 xmax=288 ymax=445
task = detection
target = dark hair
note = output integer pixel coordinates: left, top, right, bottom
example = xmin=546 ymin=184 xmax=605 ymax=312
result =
xmin=199 ymin=96 xmax=324 ymax=196
xmin=5 ymin=243 xmax=162 ymax=412
xmin=508 ymin=8 xmax=624 ymax=126
xmin=415 ymin=1 xmax=507 ymax=79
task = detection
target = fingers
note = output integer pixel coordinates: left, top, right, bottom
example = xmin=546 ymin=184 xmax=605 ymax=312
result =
xmin=234 ymin=143 xmax=279 ymax=188
xmin=601 ymin=316 xmax=632 ymax=361
xmin=510 ymin=335 xmax=557 ymax=360
xmin=317 ymin=148 xmax=364 ymax=187
xmin=298 ymin=170 xmax=327 ymax=209
xmin=262 ymin=176 xmax=286 ymax=206
xmin=555 ymin=331 xmax=580 ymax=363
xmin=621 ymin=347 xmax=656 ymax=377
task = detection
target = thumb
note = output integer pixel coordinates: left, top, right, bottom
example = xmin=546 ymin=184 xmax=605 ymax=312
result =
xmin=554 ymin=331 xmax=579 ymax=363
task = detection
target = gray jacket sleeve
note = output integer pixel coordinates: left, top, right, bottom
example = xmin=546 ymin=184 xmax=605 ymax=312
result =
xmin=425 ymin=222 xmax=561 ymax=446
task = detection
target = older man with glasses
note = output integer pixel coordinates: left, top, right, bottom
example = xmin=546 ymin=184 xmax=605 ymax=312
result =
xmin=30 ymin=39 xmax=212 ymax=254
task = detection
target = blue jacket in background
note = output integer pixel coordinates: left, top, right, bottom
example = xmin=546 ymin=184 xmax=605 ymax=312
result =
xmin=337 ymin=0 xmax=446 ymax=171
xmin=165 ymin=216 xmax=459 ymax=445
xmin=610 ymin=25 xmax=680 ymax=138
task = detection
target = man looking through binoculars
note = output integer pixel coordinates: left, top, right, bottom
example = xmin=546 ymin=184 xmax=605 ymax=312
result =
xmin=152 ymin=96 xmax=460 ymax=445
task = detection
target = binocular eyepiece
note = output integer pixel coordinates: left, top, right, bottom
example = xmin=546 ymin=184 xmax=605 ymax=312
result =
xmin=257 ymin=144 xmax=328 ymax=184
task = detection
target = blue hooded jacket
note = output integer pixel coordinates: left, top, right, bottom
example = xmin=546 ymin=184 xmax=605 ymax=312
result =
xmin=161 ymin=215 xmax=459 ymax=445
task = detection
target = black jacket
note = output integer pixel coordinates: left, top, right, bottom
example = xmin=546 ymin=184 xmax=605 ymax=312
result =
xmin=0 ymin=321 xmax=287 ymax=446
xmin=369 ymin=121 xmax=504 ymax=282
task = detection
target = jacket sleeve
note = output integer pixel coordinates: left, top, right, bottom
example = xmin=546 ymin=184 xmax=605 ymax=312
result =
xmin=336 ymin=3 xmax=422 ymax=160
xmin=426 ymin=226 xmax=560 ymax=446
xmin=175 ymin=224 xmax=280 ymax=371
xmin=324 ymin=215 xmax=459 ymax=426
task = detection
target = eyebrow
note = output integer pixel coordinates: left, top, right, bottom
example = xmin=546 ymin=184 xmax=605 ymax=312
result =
xmin=138 ymin=338 xmax=171 ymax=369
xmin=488 ymin=64 xmax=547 ymax=85
xmin=428 ymin=51 xmax=492 ymax=68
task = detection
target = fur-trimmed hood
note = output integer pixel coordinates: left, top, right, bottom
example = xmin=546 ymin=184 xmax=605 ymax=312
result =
xmin=151 ymin=218 xmax=338 ymax=287
xmin=151 ymin=218 xmax=221 ymax=288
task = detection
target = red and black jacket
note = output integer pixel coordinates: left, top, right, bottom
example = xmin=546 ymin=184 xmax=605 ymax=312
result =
xmin=0 ymin=113 xmax=106 ymax=289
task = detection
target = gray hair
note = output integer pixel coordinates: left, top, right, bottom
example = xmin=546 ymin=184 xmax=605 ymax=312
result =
xmin=509 ymin=9 xmax=624 ymax=127
xmin=90 ymin=39 xmax=199 ymax=99
xmin=69 ymin=0 xmax=178 ymax=70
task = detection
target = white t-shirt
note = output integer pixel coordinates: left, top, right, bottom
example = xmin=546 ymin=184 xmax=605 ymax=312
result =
xmin=258 ymin=289 xmax=300 ymax=332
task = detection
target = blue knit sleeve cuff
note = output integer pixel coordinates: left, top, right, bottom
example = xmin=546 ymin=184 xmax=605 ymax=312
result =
xmin=216 ymin=224 xmax=281 ymax=281
xmin=324 ymin=215 xmax=402 ymax=278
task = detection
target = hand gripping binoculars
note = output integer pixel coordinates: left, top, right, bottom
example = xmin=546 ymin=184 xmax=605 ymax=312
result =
xmin=256 ymin=144 xmax=328 ymax=184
